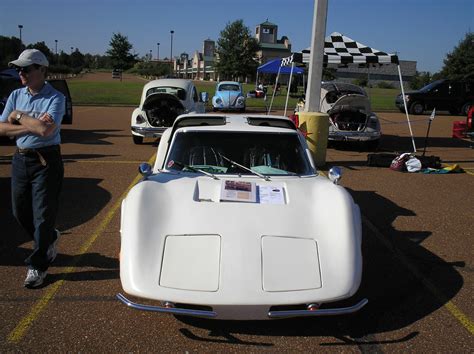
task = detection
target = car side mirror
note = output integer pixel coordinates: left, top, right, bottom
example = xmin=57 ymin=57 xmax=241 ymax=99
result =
xmin=139 ymin=163 xmax=152 ymax=179
xmin=328 ymin=166 xmax=342 ymax=184
xmin=200 ymin=92 xmax=209 ymax=103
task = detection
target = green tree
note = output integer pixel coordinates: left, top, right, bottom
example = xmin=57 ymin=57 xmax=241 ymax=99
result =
xmin=215 ymin=20 xmax=259 ymax=81
xmin=106 ymin=33 xmax=137 ymax=70
xmin=0 ymin=36 xmax=23 ymax=69
xmin=439 ymin=32 xmax=474 ymax=80
xmin=410 ymin=71 xmax=432 ymax=89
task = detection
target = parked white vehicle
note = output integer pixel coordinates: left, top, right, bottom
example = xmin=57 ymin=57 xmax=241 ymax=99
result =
xmin=295 ymin=82 xmax=381 ymax=148
xmin=131 ymin=79 xmax=207 ymax=144
xmin=118 ymin=113 xmax=367 ymax=320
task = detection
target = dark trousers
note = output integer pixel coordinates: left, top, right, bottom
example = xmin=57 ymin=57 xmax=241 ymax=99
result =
xmin=11 ymin=147 xmax=63 ymax=271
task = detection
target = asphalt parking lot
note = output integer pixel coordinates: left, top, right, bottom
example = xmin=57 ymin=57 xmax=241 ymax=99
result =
xmin=0 ymin=106 xmax=472 ymax=352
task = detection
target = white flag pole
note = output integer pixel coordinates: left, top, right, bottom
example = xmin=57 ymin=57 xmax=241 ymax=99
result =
xmin=284 ymin=62 xmax=295 ymax=116
xmin=267 ymin=65 xmax=281 ymax=115
xmin=397 ymin=64 xmax=417 ymax=152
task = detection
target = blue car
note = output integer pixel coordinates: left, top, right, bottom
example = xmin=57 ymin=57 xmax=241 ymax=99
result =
xmin=212 ymin=81 xmax=246 ymax=112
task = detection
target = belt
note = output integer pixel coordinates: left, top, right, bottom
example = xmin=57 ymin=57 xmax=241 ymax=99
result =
xmin=16 ymin=145 xmax=60 ymax=155
xmin=16 ymin=145 xmax=60 ymax=166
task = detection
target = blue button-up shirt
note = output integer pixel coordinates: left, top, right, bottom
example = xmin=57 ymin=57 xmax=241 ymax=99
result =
xmin=1 ymin=82 xmax=65 ymax=149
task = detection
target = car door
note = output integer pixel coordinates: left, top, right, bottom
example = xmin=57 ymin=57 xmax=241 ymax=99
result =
xmin=426 ymin=81 xmax=450 ymax=111
xmin=191 ymin=85 xmax=205 ymax=113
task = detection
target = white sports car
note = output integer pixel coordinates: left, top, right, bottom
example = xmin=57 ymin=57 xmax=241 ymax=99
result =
xmin=130 ymin=79 xmax=207 ymax=144
xmin=118 ymin=113 xmax=367 ymax=320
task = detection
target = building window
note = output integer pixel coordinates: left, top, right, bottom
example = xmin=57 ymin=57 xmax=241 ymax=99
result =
xmin=262 ymin=28 xmax=273 ymax=34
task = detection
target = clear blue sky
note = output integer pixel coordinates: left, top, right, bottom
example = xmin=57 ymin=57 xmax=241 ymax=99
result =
xmin=1 ymin=0 xmax=472 ymax=73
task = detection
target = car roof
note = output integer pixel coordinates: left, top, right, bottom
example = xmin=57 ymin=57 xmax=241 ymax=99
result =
xmin=143 ymin=78 xmax=192 ymax=92
xmin=217 ymin=81 xmax=241 ymax=86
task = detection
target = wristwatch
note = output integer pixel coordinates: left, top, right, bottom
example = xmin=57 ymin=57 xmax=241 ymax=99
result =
xmin=15 ymin=112 xmax=24 ymax=122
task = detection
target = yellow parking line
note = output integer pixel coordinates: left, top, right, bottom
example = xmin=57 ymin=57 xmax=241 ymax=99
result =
xmin=7 ymin=153 xmax=156 ymax=343
xmin=361 ymin=215 xmax=474 ymax=335
xmin=64 ymin=160 xmax=144 ymax=164
xmin=320 ymin=171 xmax=473 ymax=335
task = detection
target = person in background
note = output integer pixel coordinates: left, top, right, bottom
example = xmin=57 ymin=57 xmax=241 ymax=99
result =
xmin=0 ymin=49 xmax=65 ymax=288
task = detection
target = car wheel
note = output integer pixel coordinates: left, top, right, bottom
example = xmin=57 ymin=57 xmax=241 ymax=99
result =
xmin=133 ymin=135 xmax=143 ymax=144
xmin=461 ymin=102 xmax=472 ymax=116
xmin=409 ymin=101 xmax=424 ymax=115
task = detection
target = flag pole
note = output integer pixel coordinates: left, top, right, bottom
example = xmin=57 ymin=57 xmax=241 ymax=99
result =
xmin=422 ymin=108 xmax=436 ymax=157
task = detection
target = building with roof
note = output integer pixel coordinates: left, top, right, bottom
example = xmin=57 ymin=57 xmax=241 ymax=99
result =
xmin=175 ymin=39 xmax=217 ymax=80
xmin=255 ymin=20 xmax=292 ymax=64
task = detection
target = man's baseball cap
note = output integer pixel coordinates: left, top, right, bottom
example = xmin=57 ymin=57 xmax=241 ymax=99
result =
xmin=9 ymin=49 xmax=49 ymax=68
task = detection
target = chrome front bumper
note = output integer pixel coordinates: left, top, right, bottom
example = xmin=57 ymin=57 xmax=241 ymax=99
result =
xmin=329 ymin=130 xmax=381 ymax=142
xmin=116 ymin=293 xmax=368 ymax=319
xmin=131 ymin=126 xmax=167 ymax=137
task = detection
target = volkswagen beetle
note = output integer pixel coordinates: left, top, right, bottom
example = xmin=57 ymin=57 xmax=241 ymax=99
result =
xmin=131 ymin=79 xmax=207 ymax=144
xmin=212 ymin=81 xmax=246 ymax=112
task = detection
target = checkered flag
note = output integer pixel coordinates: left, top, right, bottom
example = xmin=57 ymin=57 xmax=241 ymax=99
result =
xmin=302 ymin=32 xmax=399 ymax=65
xmin=281 ymin=53 xmax=303 ymax=67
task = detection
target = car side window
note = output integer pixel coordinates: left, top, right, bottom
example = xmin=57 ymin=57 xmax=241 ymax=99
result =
xmin=432 ymin=83 xmax=448 ymax=95
xmin=192 ymin=87 xmax=199 ymax=102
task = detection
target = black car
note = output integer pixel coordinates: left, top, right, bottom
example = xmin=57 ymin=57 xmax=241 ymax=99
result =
xmin=0 ymin=74 xmax=73 ymax=124
xmin=395 ymin=79 xmax=474 ymax=115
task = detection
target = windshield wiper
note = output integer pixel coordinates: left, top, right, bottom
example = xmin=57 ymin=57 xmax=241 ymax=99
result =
xmin=168 ymin=160 xmax=219 ymax=180
xmin=219 ymin=153 xmax=270 ymax=181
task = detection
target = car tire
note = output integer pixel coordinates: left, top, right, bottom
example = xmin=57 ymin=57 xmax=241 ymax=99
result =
xmin=409 ymin=101 xmax=424 ymax=115
xmin=133 ymin=135 xmax=143 ymax=144
xmin=461 ymin=102 xmax=472 ymax=116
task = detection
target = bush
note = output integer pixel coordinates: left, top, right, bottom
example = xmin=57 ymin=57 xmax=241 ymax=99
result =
xmin=377 ymin=81 xmax=394 ymax=89
xmin=353 ymin=78 xmax=368 ymax=87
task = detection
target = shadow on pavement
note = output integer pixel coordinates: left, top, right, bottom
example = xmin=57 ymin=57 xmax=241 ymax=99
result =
xmin=175 ymin=189 xmax=464 ymax=349
xmin=61 ymin=128 xmax=128 ymax=145
xmin=0 ymin=176 xmax=111 ymax=260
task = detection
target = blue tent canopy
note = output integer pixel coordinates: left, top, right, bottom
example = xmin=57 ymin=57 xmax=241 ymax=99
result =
xmin=257 ymin=59 xmax=304 ymax=74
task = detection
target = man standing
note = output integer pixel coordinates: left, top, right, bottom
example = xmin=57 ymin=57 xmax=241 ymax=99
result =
xmin=0 ymin=49 xmax=65 ymax=288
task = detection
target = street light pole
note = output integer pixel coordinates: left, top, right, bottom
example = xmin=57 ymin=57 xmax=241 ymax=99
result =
xmin=170 ymin=30 xmax=174 ymax=74
xmin=149 ymin=49 xmax=152 ymax=61
xmin=18 ymin=25 xmax=23 ymax=45
xmin=55 ymin=39 xmax=58 ymax=65
xmin=157 ymin=42 xmax=160 ymax=60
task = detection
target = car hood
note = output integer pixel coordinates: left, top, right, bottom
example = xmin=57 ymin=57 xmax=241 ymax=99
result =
xmin=120 ymin=174 xmax=362 ymax=303
xmin=327 ymin=94 xmax=371 ymax=115
xmin=142 ymin=93 xmax=185 ymax=110
xmin=214 ymin=91 xmax=242 ymax=105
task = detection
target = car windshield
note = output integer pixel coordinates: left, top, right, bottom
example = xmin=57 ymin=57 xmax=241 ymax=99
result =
xmin=419 ymin=80 xmax=444 ymax=93
xmin=166 ymin=131 xmax=313 ymax=176
xmin=147 ymin=86 xmax=187 ymax=100
xmin=218 ymin=84 xmax=240 ymax=92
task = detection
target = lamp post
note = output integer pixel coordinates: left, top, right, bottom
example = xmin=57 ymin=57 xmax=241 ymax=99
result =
xmin=18 ymin=24 xmax=23 ymax=44
xmin=157 ymin=42 xmax=160 ymax=60
xmin=170 ymin=30 xmax=174 ymax=74
xmin=149 ymin=49 xmax=152 ymax=61
xmin=55 ymin=39 xmax=58 ymax=65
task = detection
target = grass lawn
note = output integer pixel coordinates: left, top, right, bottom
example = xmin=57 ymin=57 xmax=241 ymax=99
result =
xmin=68 ymin=77 xmax=400 ymax=111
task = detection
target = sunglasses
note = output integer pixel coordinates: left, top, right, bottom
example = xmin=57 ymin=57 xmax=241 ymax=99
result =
xmin=15 ymin=64 xmax=40 ymax=74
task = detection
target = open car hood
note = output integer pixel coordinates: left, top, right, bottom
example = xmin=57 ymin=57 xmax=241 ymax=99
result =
xmin=143 ymin=93 xmax=185 ymax=110
xmin=329 ymin=94 xmax=371 ymax=115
